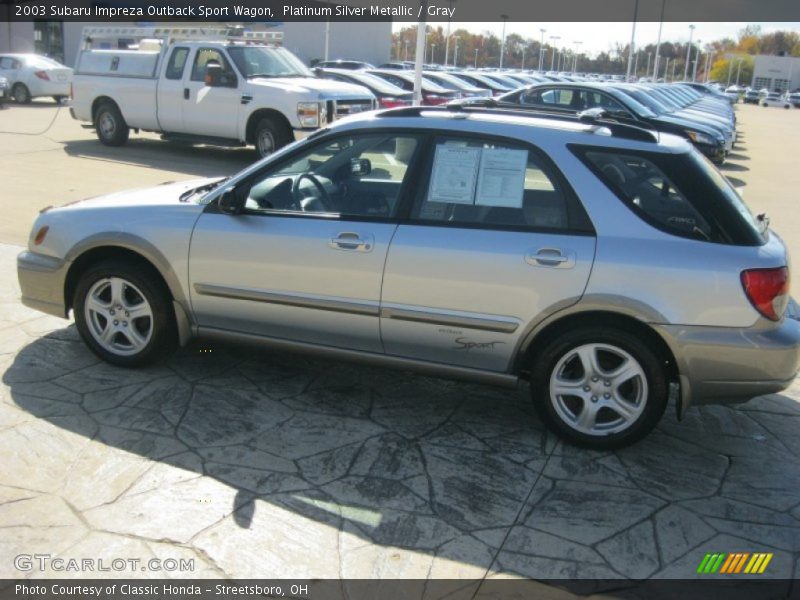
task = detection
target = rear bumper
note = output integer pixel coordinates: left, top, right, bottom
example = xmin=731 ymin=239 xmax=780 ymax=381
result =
xmin=17 ymin=250 xmax=69 ymax=318
xmin=655 ymin=318 xmax=800 ymax=409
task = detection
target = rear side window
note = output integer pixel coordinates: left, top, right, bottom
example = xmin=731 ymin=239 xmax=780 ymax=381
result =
xmin=411 ymin=135 xmax=593 ymax=233
xmin=574 ymin=146 xmax=765 ymax=245
xmin=165 ymin=47 xmax=189 ymax=80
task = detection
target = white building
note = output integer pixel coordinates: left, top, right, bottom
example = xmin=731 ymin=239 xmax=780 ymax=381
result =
xmin=0 ymin=20 xmax=391 ymax=68
xmin=751 ymin=54 xmax=800 ymax=92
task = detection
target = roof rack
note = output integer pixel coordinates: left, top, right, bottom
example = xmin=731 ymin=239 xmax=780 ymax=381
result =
xmin=375 ymin=104 xmax=659 ymax=143
xmin=80 ymin=26 xmax=283 ymax=49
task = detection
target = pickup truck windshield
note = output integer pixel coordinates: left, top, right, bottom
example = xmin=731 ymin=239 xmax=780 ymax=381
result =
xmin=228 ymin=46 xmax=313 ymax=79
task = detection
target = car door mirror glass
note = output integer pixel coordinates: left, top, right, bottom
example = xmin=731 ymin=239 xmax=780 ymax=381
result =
xmin=217 ymin=188 xmax=243 ymax=214
xmin=351 ymin=158 xmax=372 ymax=177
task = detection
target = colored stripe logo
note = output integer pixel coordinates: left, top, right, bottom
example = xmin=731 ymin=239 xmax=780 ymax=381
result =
xmin=696 ymin=552 xmax=773 ymax=574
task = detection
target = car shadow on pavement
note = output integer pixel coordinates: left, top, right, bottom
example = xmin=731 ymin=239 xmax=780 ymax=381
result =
xmin=61 ymin=138 xmax=255 ymax=178
xmin=3 ymin=326 xmax=800 ymax=586
xmin=719 ymin=162 xmax=750 ymax=173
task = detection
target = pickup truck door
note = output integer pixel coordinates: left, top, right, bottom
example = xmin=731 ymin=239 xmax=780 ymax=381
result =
xmin=180 ymin=48 xmax=241 ymax=139
xmin=188 ymin=131 xmax=423 ymax=352
xmin=155 ymin=46 xmax=190 ymax=132
xmin=380 ymin=134 xmax=596 ymax=372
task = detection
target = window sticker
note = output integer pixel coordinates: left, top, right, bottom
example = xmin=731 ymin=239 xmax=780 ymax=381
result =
xmin=475 ymin=148 xmax=528 ymax=208
xmin=428 ymin=145 xmax=481 ymax=204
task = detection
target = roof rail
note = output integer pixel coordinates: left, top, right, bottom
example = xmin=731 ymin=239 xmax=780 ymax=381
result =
xmin=375 ymin=104 xmax=659 ymax=143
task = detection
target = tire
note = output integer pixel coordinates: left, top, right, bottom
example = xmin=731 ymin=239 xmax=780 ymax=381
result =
xmin=253 ymin=116 xmax=291 ymax=158
xmin=12 ymin=83 xmax=31 ymax=104
xmin=73 ymin=259 xmax=177 ymax=367
xmin=94 ymin=101 xmax=130 ymax=146
xmin=530 ymin=326 xmax=669 ymax=450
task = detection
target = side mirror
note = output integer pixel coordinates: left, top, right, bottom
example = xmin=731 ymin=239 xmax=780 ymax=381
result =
xmin=351 ymin=158 xmax=372 ymax=177
xmin=217 ymin=188 xmax=243 ymax=215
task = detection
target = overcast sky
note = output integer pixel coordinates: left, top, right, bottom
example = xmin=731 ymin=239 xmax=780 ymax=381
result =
xmin=393 ymin=22 xmax=800 ymax=56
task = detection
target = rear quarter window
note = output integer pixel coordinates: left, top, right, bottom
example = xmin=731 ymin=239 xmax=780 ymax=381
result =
xmin=572 ymin=145 xmax=765 ymax=246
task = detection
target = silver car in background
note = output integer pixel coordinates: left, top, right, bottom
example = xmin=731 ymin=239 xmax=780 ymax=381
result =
xmin=17 ymin=106 xmax=800 ymax=449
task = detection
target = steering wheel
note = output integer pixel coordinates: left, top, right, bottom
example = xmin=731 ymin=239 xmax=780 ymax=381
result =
xmin=291 ymin=173 xmax=331 ymax=211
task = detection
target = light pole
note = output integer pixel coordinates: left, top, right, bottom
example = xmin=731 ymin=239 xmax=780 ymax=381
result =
xmin=671 ymin=60 xmax=677 ymax=81
xmin=652 ymin=0 xmax=666 ymax=80
xmin=474 ymin=47 xmax=479 ymax=68
xmin=550 ymin=36 xmax=560 ymax=71
xmin=452 ymin=35 xmax=460 ymax=67
xmin=736 ymin=58 xmax=743 ymax=86
xmin=633 ymin=50 xmax=639 ymax=78
xmin=703 ymin=48 xmax=712 ymax=83
xmin=521 ymin=46 xmax=526 ymax=70
xmin=646 ymin=52 xmax=652 ymax=78
xmin=538 ymin=28 xmax=546 ymax=71
xmin=430 ymin=43 xmax=436 ymax=65
xmin=683 ymin=24 xmax=695 ymax=81
xmin=403 ymin=40 xmax=409 ymax=62
xmin=692 ymin=40 xmax=701 ymax=81
xmin=663 ymin=57 xmax=669 ymax=81
xmin=626 ymin=0 xmax=639 ymax=81
xmin=573 ymin=41 xmax=582 ymax=73
xmin=443 ymin=0 xmax=455 ymax=67
xmin=499 ymin=14 xmax=509 ymax=68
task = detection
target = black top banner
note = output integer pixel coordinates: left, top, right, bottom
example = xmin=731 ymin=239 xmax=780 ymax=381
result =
xmin=2 ymin=0 xmax=800 ymax=22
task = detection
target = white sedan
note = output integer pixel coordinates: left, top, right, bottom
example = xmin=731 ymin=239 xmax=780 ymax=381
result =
xmin=0 ymin=53 xmax=72 ymax=104
xmin=760 ymin=92 xmax=792 ymax=109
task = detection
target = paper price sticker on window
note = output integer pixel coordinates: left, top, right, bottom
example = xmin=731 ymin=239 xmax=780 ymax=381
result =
xmin=476 ymin=148 xmax=528 ymax=208
xmin=428 ymin=145 xmax=481 ymax=204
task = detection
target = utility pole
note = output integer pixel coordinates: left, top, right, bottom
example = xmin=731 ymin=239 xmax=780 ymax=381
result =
xmin=626 ymin=0 xmax=639 ymax=81
xmin=683 ymin=24 xmax=695 ymax=81
xmin=652 ymin=0 xmax=666 ymax=80
xmin=499 ymin=14 xmax=509 ymax=68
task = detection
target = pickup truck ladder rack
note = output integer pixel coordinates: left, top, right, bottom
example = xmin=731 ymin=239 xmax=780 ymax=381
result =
xmin=80 ymin=26 xmax=283 ymax=49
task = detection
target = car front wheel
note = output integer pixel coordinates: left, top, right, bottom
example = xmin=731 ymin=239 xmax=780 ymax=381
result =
xmin=530 ymin=327 xmax=669 ymax=449
xmin=73 ymin=260 xmax=176 ymax=367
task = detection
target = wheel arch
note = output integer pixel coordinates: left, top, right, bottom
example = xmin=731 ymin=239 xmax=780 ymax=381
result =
xmin=63 ymin=236 xmax=193 ymax=345
xmin=90 ymin=96 xmax=119 ymax=122
xmin=244 ymin=108 xmax=293 ymax=145
xmin=515 ymin=309 xmax=680 ymax=390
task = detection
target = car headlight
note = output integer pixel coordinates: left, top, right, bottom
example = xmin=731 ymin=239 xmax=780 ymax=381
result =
xmin=297 ymin=102 xmax=322 ymax=128
xmin=685 ymin=130 xmax=717 ymax=146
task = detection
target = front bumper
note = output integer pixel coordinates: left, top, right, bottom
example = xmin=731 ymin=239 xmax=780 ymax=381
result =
xmin=655 ymin=317 xmax=800 ymax=410
xmin=697 ymin=142 xmax=727 ymax=165
xmin=17 ymin=250 xmax=69 ymax=318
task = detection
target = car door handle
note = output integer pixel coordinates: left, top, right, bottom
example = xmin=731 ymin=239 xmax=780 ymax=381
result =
xmin=183 ymin=88 xmax=190 ymax=100
xmin=329 ymin=232 xmax=373 ymax=252
xmin=525 ymin=248 xmax=576 ymax=268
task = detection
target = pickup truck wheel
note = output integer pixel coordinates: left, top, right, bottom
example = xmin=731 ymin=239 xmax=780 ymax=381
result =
xmin=530 ymin=327 xmax=668 ymax=450
xmin=12 ymin=83 xmax=31 ymax=104
xmin=254 ymin=117 xmax=290 ymax=158
xmin=73 ymin=260 xmax=177 ymax=367
xmin=95 ymin=102 xmax=130 ymax=146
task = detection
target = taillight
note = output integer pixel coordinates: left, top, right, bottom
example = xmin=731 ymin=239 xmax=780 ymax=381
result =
xmin=34 ymin=70 xmax=50 ymax=81
xmin=741 ymin=267 xmax=790 ymax=321
xmin=422 ymin=94 xmax=449 ymax=106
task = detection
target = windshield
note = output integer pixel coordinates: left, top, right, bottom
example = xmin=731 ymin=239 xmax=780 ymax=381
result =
xmin=228 ymin=46 xmax=313 ymax=78
xmin=604 ymin=87 xmax=656 ymax=118
xmin=341 ymin=72 xmax=403 ymax=94
xmin=616 ymin=87 xmax=667 ymax=115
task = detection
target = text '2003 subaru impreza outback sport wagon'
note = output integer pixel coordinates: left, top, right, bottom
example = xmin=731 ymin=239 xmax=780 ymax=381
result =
xmin=17 ymin=105 xmax=800 ymax=449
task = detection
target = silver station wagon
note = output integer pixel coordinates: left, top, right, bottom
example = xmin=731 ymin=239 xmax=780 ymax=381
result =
xmin=17 ymin=105 xmax=800 ymax=448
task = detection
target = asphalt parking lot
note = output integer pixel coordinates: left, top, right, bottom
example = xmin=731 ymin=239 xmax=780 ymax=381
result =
xmin=1 ymin=100 xmax=799 ymax=591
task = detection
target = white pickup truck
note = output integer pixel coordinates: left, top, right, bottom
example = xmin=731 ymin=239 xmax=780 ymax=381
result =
xmin=70 ymin=27 xmax=376 ymax=157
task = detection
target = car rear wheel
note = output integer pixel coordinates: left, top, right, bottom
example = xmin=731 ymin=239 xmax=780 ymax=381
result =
xmin=95 ymin=102 xmax=130 ymax=146
xmin=254 ymin=117 xmax=290 ymax=158
xmin=73 ymin=260 xmax=176 ymax=367
xmin=12 ymin=83 xmax=31 ymax=104
xmin=530 ymin=327 xmax=668 ymax=449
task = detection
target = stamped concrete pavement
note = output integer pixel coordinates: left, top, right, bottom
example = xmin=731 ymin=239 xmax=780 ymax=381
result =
xmin=1 ymin=243 xmax=799 ymax=592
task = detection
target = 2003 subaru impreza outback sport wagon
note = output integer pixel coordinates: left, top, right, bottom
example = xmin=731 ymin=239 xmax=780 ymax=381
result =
xmin=17 ymin=105 xmax=800 ymax=449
